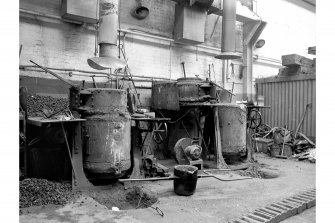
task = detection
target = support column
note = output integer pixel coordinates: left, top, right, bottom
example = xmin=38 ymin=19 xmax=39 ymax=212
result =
xmin=242 ymin=43 xmax=253 ymax=101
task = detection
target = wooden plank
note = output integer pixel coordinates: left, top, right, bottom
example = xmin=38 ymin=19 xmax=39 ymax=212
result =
xmin=282 ymin=54 xmax=314 ymax=67
xmin=214 ymin=107 xmax=228 ymax=169
xmin=27 ymin=117 xmax=86 ymax=127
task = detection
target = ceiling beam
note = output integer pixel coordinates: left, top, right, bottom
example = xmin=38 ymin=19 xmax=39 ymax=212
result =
xmin=301 ymin=0 xmax=316 ymax=7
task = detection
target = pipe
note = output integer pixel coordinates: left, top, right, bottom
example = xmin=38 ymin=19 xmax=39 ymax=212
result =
xmin=190 ymin=0 xmax=214 ymax=8
xmin=223 ymin=0 xmax=235 ymax=52
xmin=29 ymin=60 xmax=79 ymax=88
xmin=87 ymin=0 xmax=126 ymax=70
xmin=215 ymin=0 xmax=241 ymax=60
xmin=19 ymin=65 xmax=172 ymax=81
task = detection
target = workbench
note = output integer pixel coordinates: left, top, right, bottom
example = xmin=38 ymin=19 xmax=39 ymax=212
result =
xmin=27 ymin=117 xmax=86 ymax=127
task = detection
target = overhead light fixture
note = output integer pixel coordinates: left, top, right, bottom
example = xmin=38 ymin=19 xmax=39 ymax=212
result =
xmin=131 ymin=0 xmax=149 ymax=20
xmin=255 ymin=39 xmax=265 ymax=48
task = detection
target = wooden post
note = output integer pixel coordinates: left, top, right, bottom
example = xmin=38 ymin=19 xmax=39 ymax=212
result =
xmin=246 ymin=128 xmax=255 ymax=162
xmin=214 ymin=107 xmax=229 ymax=169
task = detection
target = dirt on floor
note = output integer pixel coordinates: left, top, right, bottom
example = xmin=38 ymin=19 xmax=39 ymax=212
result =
xmin=235 ymin=162 xmax=281 ymax=179
xmin=20 ymin=154 xmax=315 ymax=223
xmin=20 ymin=162 xmax=277 ymax=214
xmin=81 ymin=183 xmax=158 ymax=211
xmin=206 ymin=161 xmax=280 ymax=179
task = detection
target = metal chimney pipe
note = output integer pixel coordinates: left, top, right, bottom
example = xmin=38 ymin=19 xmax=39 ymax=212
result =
xmin=88 ymin=0 xmax=126 ymax=70
xmin=215 ymin=0 xmax=241 ymax=60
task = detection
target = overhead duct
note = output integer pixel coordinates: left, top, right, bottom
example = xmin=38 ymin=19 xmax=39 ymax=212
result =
xmin=215 ymin=0 xmax=241 ymax=60
xmin=88 ymin=0 xmax=126 ymax=70
xmin=190 ymin=0 xmax=214 ymax=8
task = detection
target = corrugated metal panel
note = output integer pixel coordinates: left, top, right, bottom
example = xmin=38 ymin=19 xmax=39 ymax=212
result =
xmin=256 ymin=75 xmax=316 ymax=138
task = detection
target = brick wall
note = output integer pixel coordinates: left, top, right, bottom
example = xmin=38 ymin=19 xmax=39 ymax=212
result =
xmin=19 ymin=0 xmax=248 ymax=102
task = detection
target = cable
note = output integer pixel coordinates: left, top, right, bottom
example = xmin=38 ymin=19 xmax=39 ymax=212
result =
xmin=94 ymin=0 xmax=99 ymax=56
xmin=118 ymin=0 xmax=121 ymax=59
xmin=120 ymin=47 xmax=142 ymax=107
xmin=28 ymin=138 xmax=41 ymax=147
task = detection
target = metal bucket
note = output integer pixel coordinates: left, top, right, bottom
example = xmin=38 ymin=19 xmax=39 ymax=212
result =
xmin=173 ymin=165 xmax=198 ymax=196
xmin=81 ymin=88 xmax=131 ymax=179
xmin=218 ymin=104 xmax=247 ymax=156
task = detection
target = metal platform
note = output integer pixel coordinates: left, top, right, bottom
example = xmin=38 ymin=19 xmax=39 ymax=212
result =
xmin=27 ymin=117 xmax=86 ymax=127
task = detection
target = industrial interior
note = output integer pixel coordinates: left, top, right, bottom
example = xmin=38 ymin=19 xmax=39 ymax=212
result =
xmin=19 ymin=0 xmax=316 ymax=222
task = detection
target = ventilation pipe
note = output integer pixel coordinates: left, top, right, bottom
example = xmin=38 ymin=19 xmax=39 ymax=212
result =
xmin=88 ymin=0 xmax=126 ymax=70
xmin=215 ymin=0 xmax=241 ymax=60
xmin=190 ymin=0 xmax=214 ymax=8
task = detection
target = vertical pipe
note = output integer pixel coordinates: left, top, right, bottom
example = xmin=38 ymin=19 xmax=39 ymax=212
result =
xmin=98 ymin=0 xmax=119 ymax=48
xmin=88 ymin=0 xmax=126 ymax=70
xmin=215 ymin=0 xmax=241 ymax=60
xmin=222 ymin=0 xmax=236 ymax=53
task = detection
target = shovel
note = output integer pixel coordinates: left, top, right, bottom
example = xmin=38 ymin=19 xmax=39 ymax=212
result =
xmin=294 ymin=103 xmax=312 ymax=138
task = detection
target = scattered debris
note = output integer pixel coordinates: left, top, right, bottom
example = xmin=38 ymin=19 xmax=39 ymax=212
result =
xmin=292 ymin=148 xmax=316 ymax=163
xmin=20 ymin=178 xmax=74 ymax=208
xmin=111 ymin=207 xmax=120 ymax=212
xmin=253 ymin=124 xmax=315 ymax=162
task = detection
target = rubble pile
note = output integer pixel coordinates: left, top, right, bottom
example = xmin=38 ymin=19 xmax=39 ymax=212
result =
xmin=27 ymin=95 xmax=69 ymax=118
xmin=20 ymin=178 xmax=73 ymax=208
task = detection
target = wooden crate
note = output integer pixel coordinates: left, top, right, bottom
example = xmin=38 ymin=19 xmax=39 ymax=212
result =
xmin=282 ymin=54 xmax=314 ymax=68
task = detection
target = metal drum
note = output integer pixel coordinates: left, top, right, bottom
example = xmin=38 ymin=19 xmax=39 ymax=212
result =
xmin=218 ymin=104 xmax=247 ymax=156
xmin=81 ymin=88 xmax=131 ymax=179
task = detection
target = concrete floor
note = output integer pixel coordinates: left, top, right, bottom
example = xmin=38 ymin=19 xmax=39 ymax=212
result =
xmin=20 ymin=154 xmax=315 ymax=223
